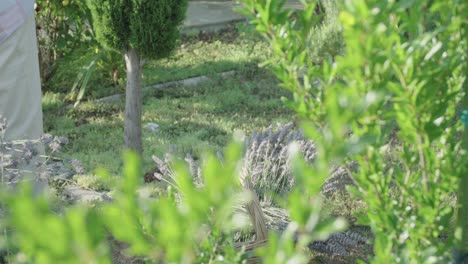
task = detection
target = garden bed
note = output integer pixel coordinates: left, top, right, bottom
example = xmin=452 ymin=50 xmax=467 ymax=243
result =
xmin=44 ymin=68 xmax=293 ymax=175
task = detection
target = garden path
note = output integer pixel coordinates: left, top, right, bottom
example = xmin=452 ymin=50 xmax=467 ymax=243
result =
xmin=183 ymin=0 xmax=302 ymax=32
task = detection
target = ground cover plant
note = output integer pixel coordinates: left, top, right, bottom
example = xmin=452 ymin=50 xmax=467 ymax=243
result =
xmin=43 ymin=68 xmax=293 ymax=176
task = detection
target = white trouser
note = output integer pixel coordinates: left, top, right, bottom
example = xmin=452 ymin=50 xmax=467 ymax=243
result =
xmin=0 ymin=15 xmax=46 ymax=191
xmin=0 ymin=14 xmax=43 ymax=141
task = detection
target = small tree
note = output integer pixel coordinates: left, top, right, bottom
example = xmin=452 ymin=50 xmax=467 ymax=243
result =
xmin=86 ymin=0 xmax=188 ymax=153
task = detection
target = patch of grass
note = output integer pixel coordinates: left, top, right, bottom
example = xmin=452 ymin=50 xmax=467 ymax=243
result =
xmin=44 ymin=69 xmax=293 ymax=175
xmin=73 ymin=174 xmax=111 ymax=191
xmin=45 ymin=22 xmax=270 ymax=101
xmin=143 ymin=23 xmax=269 ymax=86
xmin=42 ymin=92 xmax=67 ymax=111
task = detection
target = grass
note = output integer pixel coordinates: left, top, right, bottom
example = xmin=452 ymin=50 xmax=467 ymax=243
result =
xmin=43 ymin=67 xmax=293 ymax=175
xmin=143 ymin=23 xmax=269 ymax=86
xmin=45 ymin=22 xmax=270 ymax=100
xmin=42 ymin=22 xmax=289 ymax=175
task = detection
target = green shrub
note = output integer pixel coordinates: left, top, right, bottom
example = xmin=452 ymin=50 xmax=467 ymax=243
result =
xmin=37 ymin=0 xmax=126 ymax=105
xmin=35 ymin=0 xmax=92 ymax=81
xmin=1 ymin=135 xmax=344 ymax=263
xmin=239 ymin=0 xmax=466 ymax=262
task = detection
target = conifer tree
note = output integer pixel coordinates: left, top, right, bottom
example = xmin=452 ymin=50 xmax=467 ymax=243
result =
xmin=86 ymin=0 xmax=188 ymax=153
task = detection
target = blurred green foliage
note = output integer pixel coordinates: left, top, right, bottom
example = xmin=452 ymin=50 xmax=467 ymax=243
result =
xmin=239 ymin=0 xmax=466 ymax=262
xmin=1 ymin=136 xmax=342 ymax=263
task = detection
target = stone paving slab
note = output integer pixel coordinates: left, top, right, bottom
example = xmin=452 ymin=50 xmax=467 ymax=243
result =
xmin=97 ymin=70 xmax=235 ymax=104
xmin=183 ymin=1 xmax=302 ymax=32
xmin=184 ymin=2 xmax=245 ymax=30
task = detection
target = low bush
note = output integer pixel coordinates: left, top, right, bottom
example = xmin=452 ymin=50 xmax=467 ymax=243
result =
xmin=239 ymin=0 xmax=466 ymax=262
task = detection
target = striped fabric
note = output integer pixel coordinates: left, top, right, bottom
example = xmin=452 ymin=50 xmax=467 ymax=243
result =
xmin=0 ymin=0 xmax=35 ymax=44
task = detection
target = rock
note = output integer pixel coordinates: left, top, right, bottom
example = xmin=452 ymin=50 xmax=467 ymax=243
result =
xmin=145 ymin=122 xmax=160 ymax=133
xmin=64 ymin=186 xmax=111 ymax=204
xmin=45 ymin=160 xmax=75 ymax=179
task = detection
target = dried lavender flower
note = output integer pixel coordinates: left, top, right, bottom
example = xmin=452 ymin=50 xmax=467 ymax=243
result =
xmin=58 ymin=136 xmax=69 ymax=145
xmin=40 ymin=133 xmax=54 ymax=145
xmin=71 ymin=159 xmax=86 ymax=175
xmin=48 ymin=139 xmax=62 ymax=153
xmin=39 ymin=169 xmax=52 ymax=181
xmin=22 ymin=141 xmax=38 ymax=164
xmin=9 ymin=159 xmax=19 ymax=169
xmin=308 ymin=228 xmax=372 ymax=258
xmin=150 ymin=123 xmax=356 ymax=203
xmin=0 ymin=128 xmax=69 ymax=186
xmin=241 ymin=123 xmax=317 ymax=205
xmin=0 ymin=114 xmax=7 ymax=135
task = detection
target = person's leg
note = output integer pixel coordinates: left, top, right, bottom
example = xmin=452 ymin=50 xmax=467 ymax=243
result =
xmin=0 ymin=14 xmax=45 ymax=190
xmin=0 ymin=14 xmax=43 ymax=141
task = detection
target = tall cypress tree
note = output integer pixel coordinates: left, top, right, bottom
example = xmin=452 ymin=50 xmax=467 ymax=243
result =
xmin=86 ymin=0 xmax=188 ymax=154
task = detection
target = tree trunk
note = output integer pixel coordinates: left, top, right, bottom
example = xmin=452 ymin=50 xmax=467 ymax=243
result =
xmin=124 ymin=47 xmax=143 ymax=154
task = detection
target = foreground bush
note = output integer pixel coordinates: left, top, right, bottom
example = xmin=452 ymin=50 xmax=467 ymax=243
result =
xmin=1 ymin=139 xmax=344 ymax=263
xmin=239 ymin=0 xmax=466 ymax=262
